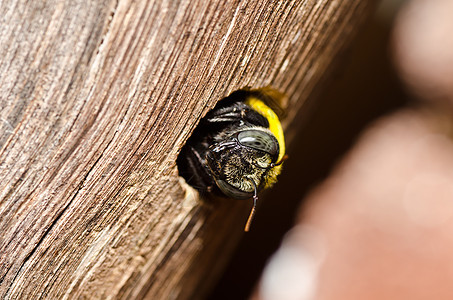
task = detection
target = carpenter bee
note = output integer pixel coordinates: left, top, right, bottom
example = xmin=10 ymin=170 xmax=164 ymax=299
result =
xmin=177 ymin=87 xmax=287 ymax=231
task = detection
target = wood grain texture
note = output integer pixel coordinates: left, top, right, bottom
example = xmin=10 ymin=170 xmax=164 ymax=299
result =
xmin=0 ymin=0 xmax=376 ymax=298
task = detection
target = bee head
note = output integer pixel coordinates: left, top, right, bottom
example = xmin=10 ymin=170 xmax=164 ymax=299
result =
xmin=206 ymin=128 xmax=279 ymax=200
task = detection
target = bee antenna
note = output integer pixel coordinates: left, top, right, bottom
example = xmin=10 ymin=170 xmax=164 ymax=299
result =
xmin=244 ymin=180 xmax=258 ymax=232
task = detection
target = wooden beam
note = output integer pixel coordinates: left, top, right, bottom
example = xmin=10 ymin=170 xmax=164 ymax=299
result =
xmin=0 ymin=0 xmax=376 ymax=298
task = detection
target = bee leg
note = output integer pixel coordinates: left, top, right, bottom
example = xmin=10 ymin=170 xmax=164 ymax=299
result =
xmin=178 ymin=145 xmax=215 ymax=194
xmin=205 ymin=102 xmax=268 ymax=127
xmin=205 ymin=102 xmax=249 ymax=123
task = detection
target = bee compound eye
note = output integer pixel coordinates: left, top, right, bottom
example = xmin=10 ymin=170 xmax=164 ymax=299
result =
xmin=237 ymin=130 xmax=278 ymax=157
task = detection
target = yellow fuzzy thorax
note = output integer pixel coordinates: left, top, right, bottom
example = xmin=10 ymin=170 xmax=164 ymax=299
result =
xmin=245 ymin=97 xmax=285 ymax=188
xmin=245 ymin=97 xmax=285 ymax=162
